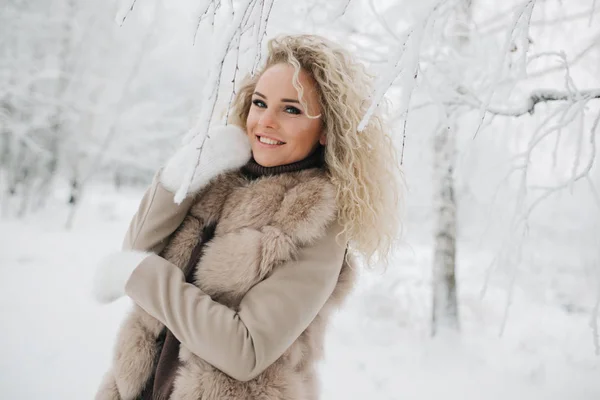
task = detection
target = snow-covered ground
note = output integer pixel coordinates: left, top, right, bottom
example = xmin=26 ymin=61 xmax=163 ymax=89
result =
xmin=1 ymin=182 xmax=598 ymax=399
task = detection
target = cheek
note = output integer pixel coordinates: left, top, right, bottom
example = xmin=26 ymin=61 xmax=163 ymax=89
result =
xmin=246 ymin=110 xmax=258 ymax=134
xmin=283 ymin=123 xmax=320 ymax=151
xmin=297 ymin=119 xmax=322 ymax=146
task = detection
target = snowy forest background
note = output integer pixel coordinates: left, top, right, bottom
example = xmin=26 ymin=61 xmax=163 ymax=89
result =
xmin=1 ymin=0 xmax=599 ymax=398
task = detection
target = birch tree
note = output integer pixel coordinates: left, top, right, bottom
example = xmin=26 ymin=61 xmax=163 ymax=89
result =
xmin=321 ymin=0 xmax=599 ymax=336
xmin=423 ymin=0 xmax=598 ymax=336
xmin=429 ymin=0 xmax=474 ymax=335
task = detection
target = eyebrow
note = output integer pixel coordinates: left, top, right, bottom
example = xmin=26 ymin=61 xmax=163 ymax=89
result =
xmin=253 ymin=91 xmax=300 ymax=104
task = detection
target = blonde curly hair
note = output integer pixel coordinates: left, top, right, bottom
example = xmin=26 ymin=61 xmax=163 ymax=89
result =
xmin=230 ymin=34 xmax=403 ymax=266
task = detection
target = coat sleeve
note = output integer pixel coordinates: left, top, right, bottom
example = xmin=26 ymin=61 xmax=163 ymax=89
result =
xmin=124 ymin=221 xmax=347 ymax=382
xmin=122 ymin=170 xmax=197 ymax=254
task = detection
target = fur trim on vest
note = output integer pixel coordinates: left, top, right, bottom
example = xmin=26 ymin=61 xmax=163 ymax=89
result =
xmin=96 ymin=168 xmax=356 ymax=400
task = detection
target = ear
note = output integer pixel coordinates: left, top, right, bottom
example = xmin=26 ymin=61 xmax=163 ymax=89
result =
xmin=319 ymin=133 xmax=327 ymax=145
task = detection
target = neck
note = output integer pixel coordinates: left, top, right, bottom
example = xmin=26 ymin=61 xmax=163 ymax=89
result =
xmin=241 ymin=145 xmax=325 ymax=179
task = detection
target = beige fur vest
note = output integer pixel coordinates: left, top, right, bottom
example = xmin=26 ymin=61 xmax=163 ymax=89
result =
xmin=97 ymin=168 xmax=356 ymax=400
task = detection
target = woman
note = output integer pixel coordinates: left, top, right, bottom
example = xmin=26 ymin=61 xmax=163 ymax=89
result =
xmin=93 ymin=34 xmax=402 ymax=400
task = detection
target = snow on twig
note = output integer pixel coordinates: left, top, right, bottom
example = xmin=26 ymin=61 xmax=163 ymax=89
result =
xmin=473 ymin=0 xmax=536 ymax=138
xmin=193 ymin=0 xmax=217 ymax=46
xmin=368 ymin=0 xmax=400 ymax=43
xmin=570 ymin=111 xmax=585 ymax=193
xmin=357 ymin=28 xmax=412 ymax=132
xmin=587 ymin=150 xmax=600 ymax=213
xmin=357 ymin=0 xmax=444 ymax=133
xmin=509 ymin=105 xmax=599 ymax=244
xmin=357 ymin=27 xmax=420 ymax=133
xmin=499 ymin=245 xmax=521 ymax=336
xmin=458 ymin=89 xmax=600 ymax=117
xmin=481 ymin=5 xmax=600 ymax=35
xmin=511 ymin=102 xmax=580 ymax=216
xmin=486 ymin=104 xmax=596 ymax=310
xmin=524 ymin=114 xmax=596 ymax=215
xmin=590 ymin=0 xmax=598 ymax=26
xmin=332 ymin=0 xmax=353 ymax=20
xmin=551 ymin=99 xmax=576 ymax=168
xmin=115 ymin=0 xmax=138 ymax=27
xmin=525 ymin=33 xmax=600 ymax=80
xmin=592 ymin=293 xmax=600 ymax=356
xmin=591 ymin=234 xmax=600 ymax=355
xmin=396 ymin=27 xmax=425 ymax=163
xmin=224 ymin=33 xmax=242 ymax=124
xmin=174 ymin=0 xmax=259 ymax=204
xmin=251 ymin=0 xmax=274 ymax=76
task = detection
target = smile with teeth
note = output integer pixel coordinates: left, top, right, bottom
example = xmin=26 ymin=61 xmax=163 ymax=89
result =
xmin=257 ymin=136 xmax=285 ymax=145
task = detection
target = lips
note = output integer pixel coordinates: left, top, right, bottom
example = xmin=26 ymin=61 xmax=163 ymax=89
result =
xmin=256 ymin=134 xmax=285 ymax=145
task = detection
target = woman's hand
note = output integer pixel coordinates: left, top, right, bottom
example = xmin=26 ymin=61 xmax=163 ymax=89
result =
xmin=92 ymin=250 xmax=151 ymax=304
xmin=160 ymin=124 xmax=251 ymax=196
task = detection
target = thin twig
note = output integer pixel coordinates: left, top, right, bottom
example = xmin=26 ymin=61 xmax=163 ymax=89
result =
xmin=117 ymin=0 xmax=138 ymax=27
xmin=481 ymin=6 xmax=600 ymax=35
xmin=175 ymin=0 xmax=260 ymax=203
xmin=590 ymin=0 xmax=598 ymax=26
xmin=224 ymin=32 xmax=242 ymax=124
xmin=334 ymin=0 xmax=353 ymax=19
xmin=473 ymin=0 xmax=537 ymax=138
xmin=368 ymin=0 xmax=400 ymax=43
xmin=521 ymin=106 xmax=598 ymax=222
xmin=251 ymin=0 xmax=274 ymax=75
xmin=193 ymin=0 xmax=216 ymax=46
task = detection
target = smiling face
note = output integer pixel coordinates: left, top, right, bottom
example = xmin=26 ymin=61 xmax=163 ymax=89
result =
xmin=246 ymin=63 xmax=325 ymax=167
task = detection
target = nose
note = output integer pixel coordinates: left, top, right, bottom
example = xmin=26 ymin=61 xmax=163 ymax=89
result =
xmin=258 ymin=107 xmax=278 ymax=129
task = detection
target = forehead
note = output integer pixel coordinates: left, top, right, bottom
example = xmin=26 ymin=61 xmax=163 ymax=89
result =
xmin=256 ymin=63 xmax=318 ymax=95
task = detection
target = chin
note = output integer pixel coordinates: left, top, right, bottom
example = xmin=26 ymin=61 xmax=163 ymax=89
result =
xmin=253 ymin=154 xmax=282 ymax=167
xmin=251 ymin=144 xmax=286 ymax=167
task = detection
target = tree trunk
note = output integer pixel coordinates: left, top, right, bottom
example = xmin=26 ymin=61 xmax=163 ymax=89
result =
xmin=431 ymin=122 xmax=460 ymax=335
xmin=431 ymin=0 xmax=473 ymax=336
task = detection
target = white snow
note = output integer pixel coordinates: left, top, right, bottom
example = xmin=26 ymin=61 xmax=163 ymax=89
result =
xmin=1 ymin=182 xmax=598 ymax=399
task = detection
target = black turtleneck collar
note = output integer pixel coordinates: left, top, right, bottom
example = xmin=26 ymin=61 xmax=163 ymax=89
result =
xmin=241 ymin=145 xmax=325 ymax=179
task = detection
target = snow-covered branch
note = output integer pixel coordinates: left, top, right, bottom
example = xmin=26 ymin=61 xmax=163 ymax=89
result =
xmin=175 ymin=0 xmax=270 ymax=203
xmin=463 ymin=89 xmax=600 ymax=117
xmin=473 ymin=0 xmax=536 ymax=138
xmin=193 ymin=0 xmax=218 ymax=45
xmin=481 ymin=6 xmax=600 ymax=35
xmin=357 ymin=0 xmax=446 ymax=132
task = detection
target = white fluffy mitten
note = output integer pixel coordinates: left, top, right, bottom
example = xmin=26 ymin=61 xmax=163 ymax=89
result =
xmin=160 ymin=124 xmax=251 ymax=196
xmin=92 ymin=250 xmax=151 ymax=304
